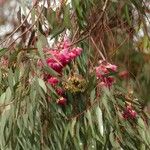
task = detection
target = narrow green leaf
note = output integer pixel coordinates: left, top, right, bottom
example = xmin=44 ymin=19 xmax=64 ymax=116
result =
xmin=38 ymin=78 xmax=47 ymax=93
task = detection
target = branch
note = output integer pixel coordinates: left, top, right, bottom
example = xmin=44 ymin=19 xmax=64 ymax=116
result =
xmin=90 ymin=37 xmax=106 ymax=60
xmin=71 ymin=0 xmax=109 ymax=46
xmin=7 ymin=0 xmax=46 ymax=49
xmin=0 ymin=0 xmax=38 ymax=46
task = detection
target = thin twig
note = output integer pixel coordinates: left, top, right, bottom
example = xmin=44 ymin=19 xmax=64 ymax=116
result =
xmin=7 ymin=0 xmax=46 ymax=49
xmin=90 ymin=37 xmax=106 ymax=60
xmin=0 ymin=0 xmax=38 ymax=46
xmin=72 ymin=27 xmax=79 ymax=43
xmin=100 ymin=38 xmax=107 ymax=59
xmin=71 ymin=0 xmax=109 ymax=46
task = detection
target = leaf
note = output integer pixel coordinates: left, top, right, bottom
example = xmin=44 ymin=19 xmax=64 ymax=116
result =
xmin=70 ymin=118 xmax=76 ymax=137
xmin=47 ymin=84 xmax=57 ymax=95
xmin=138 ymin=118 xmax=145 ymax=129
xmin=43 ymin=66 xmax=59 ymax=77
xmin=86 ymin=110 xmax=94 ymax=135
xmin=0 ymin=48 xmax=8 ymax=57
xmin=0 ymin=68 xmax=2 ymax=84
xmin=51 ymin=26 xmax=65 ymax=39
xmin=0 ymin=92 xmax=6 ymax=104
xmin=101 ymin=94 xmax=112 ymax=119
xmin=5 ymin=87 xmax=12 ymax=103
xmin=63 ymin=124 xmax=69 ymax=145
xmin=63 ymin=5 xmax=71 ymax=28
xmin=8 ymin=69 xmax=14 ymax=92
xmin=95 ymin=106 xmax=103 ymax=136
xmin=90 ymin=89 xmax=96 ymax=102
xmin=125 ymin=5 xmax=131 ymax=26
xmin=109 ymin=131 xmax=120 ymax=149
xmin=36 ymin=39 xmax=46 ymax=65
xmin=38 ymin=78 xmax=47 ymax=93
xmin=35 ymin=78 xmax=46 ymax=104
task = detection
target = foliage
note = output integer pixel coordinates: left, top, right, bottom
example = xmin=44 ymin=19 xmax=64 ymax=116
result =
xmin=0 ymin=0 xmax=150 ymax=149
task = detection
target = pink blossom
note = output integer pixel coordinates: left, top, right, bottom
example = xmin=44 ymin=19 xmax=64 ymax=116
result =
xmin=47 ymin=77 xmax=59 ymax=86
xmin=99 ymin=77 xmax=115 ymax=88
xmin=69 ymin=51 xmax=77 ymax=59
xmin=106 ymin=63 xmax=117 ymax=72
xmin=96 ymin=65 xmax=108 ymax=78
xmin=122 ymin=106 xmax=137 ymax=120
xmin=42 ymin=39 xmax=83 ymax=78
xmin=103 ymin=77 xmax=115 ymax=87
xmin=57 ymin=97 xmax=67 ymax=106
xmin=45 ymin=46 xmax=82 ymax=73
xmin=99 ymin=81 xmax=107 ymax=87
xmin=96 ymin=60 xmax=117 ymax=87
xmin=58 ymin=52 xmax=71 ymax=66
xmin=98 ymin=60 xmax=117 ymax=71
xmin=46 ymin=58 xmax=56 ymax=64
xmin=57 ymin=39 xmax=70 ymax=49
xmin=72 ymin=47 xmax=82 ymax=56
xmin=56 ymin=88 xmax=64 ymax=96
xmin=63 ymin=39 xmax=70 ymax=49
xmin=119 ymin=70 xmax=129 ymax=79
xmin=49 ymin=62 xmax=63 ymax=73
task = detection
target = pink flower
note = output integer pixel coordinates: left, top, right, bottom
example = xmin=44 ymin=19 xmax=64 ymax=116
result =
xmin=57 ymin=38 xmax=70 ymax=49
xmin=99 ymin=77 xmax=115 ymax=88
xmin=122 ymin=106 xmax=137 ymax=120
xmin=43 ymin=39 xmax=83 ymax=75
xmin=106 ymin=63 xmax=117 ymax=72
xmin=69 ymin=51 xmax=77 ymax=59
xmin=119 ymin=70 xmax=129 ymax=79
xmin=57 ymin=97 xmax=67 ymax=106
xmin=99 ymin=81 xmax=107 ymax=87
xmin=58 ymin=52 xmax=71 ymax=66
xmin=63 ymin=39 xmax=70 ymax=49
xmin=46 ymin=58 xmax=56 ymax=64
xmin=46 ymin=47 xmax=82 ymax=73
xmin=96 ymin=65 xmax=108 ymax=78
xmin=68 ymin=47 xmax=83 ymax=60
xmin=47 ymin=77 xmax=59 ymax=86
xmin=103 ymin=77 xmax=115 ymax=87
xmin=48 ymin=62 xmax=63 ymax=73
xmin=98 ymin=60 xmax=117 ymax=71
xmin=72 ymin=47 xmax=82 ymax=56
xmin=96 ymin=60 xmax=117 ymax=87
xmin=56 ymin=88 xmax=64 ymax=96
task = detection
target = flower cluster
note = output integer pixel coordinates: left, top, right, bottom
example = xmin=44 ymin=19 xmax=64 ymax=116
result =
xmin=46 ymin=39 xmax=82 ymax=74
xmin=44 ymin=39 xmax=83 ymax=105
xmin=122 ymin=106 xmax=137 ymax=120
xmin=96 ymin=60 xmax=117 ymax=87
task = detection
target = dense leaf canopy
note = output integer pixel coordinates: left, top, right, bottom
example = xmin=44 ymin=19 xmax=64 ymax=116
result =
xmin=0 ymin=0 xmax=150 ymax=149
